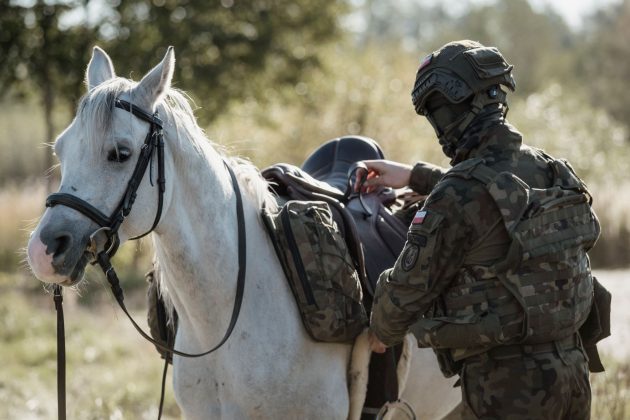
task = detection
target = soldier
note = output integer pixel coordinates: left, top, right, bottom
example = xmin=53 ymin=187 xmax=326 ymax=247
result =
xmin=363 ymin=40 xmax=601 ymax=419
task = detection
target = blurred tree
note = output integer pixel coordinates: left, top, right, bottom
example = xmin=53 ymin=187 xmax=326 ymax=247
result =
xmin=578 ymin=0 xmax=630 ymax=134
xmin=0 ymin=0 xmax=346 ymax=184
xmin=349 ymin=0 xmax=577 ymax=97
xmin=0 ymin=0 xmax=98 ymax=188
xmin=436 ymin=0 xmax=575 ymax=97
xmin=104 ymin=0 xmax=347 ymax=124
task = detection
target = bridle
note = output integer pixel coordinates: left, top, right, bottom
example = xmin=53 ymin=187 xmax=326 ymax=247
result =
xmin=47 ymin=99 xmax=248 ymax=420
xmin=47 ymin=98 xmax=166 ymax=258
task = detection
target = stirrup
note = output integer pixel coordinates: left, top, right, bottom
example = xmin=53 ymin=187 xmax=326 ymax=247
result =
xmin=376 ymin=399 xmax=416 ymax=420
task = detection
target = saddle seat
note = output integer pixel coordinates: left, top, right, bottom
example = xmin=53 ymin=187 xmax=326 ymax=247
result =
xmin=262 ymin=135 xmax=409 ymax=299
xmin=301 ymin=135 xmax=386 ymax=193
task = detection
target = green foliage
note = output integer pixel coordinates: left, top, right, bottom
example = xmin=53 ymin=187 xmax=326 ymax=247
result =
xmin=437 ymin=0 xmax=576 ymax=96
xmin=103 ymin=0 xmax=347 ymax=124
xmin=0 ymin=1 xmax=348 ymax=186
xmin=577 ymin=0 xmax=630 ymax=130
xmin=0 ymin=1 xmax=96 ymax=106
xmin=210 ymin=42 xmax=446 ymax=168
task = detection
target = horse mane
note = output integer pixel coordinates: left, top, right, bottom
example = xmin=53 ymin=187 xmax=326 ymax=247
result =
xmin=78 ymin=77 xmax=278 ymax=324
xmin=77 ymin=77 xmax=277 ymax=212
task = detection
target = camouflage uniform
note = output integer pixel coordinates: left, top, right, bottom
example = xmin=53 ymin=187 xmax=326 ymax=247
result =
xmin=370 ymin=118 xmax=595 ymax=419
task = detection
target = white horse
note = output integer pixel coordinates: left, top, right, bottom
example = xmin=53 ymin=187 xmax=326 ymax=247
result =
xmin=26 ymin=47 xmax=460 ymax=419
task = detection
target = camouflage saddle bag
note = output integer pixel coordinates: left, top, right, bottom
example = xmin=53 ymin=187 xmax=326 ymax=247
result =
xmin=262 ymin=200 xmax=367 ymax=343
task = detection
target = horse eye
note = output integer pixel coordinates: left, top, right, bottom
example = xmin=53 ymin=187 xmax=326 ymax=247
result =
xmin=107 ymin=147 xmax=132 ymax=163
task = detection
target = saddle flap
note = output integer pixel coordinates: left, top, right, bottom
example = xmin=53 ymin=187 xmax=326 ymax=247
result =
xmin=347 ymin=194 xmax=408 ymax=296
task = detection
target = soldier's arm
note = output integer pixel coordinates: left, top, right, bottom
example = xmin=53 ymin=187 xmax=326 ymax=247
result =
xmin=369 ymin=186 xmax=472 ymax=347
xmin=359 ymin=159 xmax=446 ymax=193
xmin=408 ymin=162 xmax=447 ymax=195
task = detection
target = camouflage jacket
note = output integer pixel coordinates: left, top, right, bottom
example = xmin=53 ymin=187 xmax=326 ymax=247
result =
xmin=370 ymin=119 xmax=595 ymax=358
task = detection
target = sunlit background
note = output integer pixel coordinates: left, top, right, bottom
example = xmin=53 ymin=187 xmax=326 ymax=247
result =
xmin=1 ymin=0 xmax=629 ymax=418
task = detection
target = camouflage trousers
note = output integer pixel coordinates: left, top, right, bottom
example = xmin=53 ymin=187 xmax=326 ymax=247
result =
xmin=460 ymin=346 xmax=591 ymax=419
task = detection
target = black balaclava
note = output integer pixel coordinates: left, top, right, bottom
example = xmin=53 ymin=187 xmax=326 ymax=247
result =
xmin=424 ymin=91 xmax=505 ymax=163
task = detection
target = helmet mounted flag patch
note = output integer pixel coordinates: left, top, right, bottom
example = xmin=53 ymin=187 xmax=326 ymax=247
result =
xmin=419 ymin=54 xmax=433 ymax=71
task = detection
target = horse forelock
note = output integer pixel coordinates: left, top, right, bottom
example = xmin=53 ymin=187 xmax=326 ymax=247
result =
xmin=76 ymin=79 xmax=276 ymax=212
xmin=77 ymin=78 xmax=135 ymax=155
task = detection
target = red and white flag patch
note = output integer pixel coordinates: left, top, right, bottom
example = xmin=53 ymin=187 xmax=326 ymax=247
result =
xmin=418 ymin=54 xmax=433 ymax=71
xmin=412 ymin=210 xmax=427 ymax=225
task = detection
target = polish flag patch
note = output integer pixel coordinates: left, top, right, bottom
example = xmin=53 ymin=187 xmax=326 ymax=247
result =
xmin=412 ymin=210 xmax=427 ymax=225
xmin=418 ymin=54 xmax=433 ymax=71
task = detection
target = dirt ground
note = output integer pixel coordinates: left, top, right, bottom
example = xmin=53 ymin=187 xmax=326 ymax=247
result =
xmin=592 ymin=269 xmax=629 ymax=361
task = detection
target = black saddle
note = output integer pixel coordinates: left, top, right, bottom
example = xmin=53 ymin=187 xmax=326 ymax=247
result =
xmin=262 ymin=135 xmax=408 ymax=299
xmin=301 ymin=136 xmax=407 ymax=298
xmin=301 ymin=136 xmax=386 ymax=193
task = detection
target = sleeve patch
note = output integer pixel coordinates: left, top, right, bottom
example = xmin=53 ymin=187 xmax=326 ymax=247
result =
xmin=412 ymin=210 xmax=427 ymax=225
xmin=410 ymin=210 xmax=444 ymax=233
xmin=401 ymin=244 xmax=420 ymax=272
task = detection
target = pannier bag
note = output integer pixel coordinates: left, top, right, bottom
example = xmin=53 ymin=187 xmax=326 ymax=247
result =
xmin=262 ymin=200 xmax=367 ymax=343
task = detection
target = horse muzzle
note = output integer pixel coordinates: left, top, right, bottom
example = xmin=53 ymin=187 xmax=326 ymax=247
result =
xmin=27 ymin=213 xmax=95 ymax=286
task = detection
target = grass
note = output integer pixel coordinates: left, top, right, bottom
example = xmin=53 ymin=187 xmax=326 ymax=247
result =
xmin=0 ymin=273 xmax=180 ymax=419
xmin=592 ymin=356 xmax=630 ymax=420
xmin=0 ymin=272 xmax=628 ymax=419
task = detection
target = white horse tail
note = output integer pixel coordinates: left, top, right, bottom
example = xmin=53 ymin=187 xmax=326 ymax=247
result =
xmin=378 ymin=333 xmax=417 ymax=420
xmin=396 ymin=333 xmax=415 ymax=396
xmin=348 ymin=332 xmax=418 ymax=420
xmin=348 ymin=328 xmax=371 ymax=420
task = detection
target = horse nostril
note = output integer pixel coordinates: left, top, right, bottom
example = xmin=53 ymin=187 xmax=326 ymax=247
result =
xmin=50 ymin=233 xmax=73 ymax=258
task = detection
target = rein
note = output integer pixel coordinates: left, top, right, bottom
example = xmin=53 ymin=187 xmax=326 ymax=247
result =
xmin=46 ymin=99 xmax=248 ymax=420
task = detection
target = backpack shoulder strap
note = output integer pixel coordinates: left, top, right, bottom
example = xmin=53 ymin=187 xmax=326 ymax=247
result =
xmin=445 ymin=158 xmax=530 ymax=233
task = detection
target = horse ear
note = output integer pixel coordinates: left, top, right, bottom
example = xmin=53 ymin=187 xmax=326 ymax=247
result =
xmin=86 ymin=46 xmax=116 ymax=91
xmin=133 ymin=47 xmax=175 ymax=109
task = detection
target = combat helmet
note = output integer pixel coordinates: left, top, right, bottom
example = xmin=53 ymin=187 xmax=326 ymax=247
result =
xmin=411 ymin=40 xmax=516 ymax=154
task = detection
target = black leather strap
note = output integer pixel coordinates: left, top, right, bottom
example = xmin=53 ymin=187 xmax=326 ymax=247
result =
xmin=47 ymin=193 xmax=111 ymax=227
xmin=115 ymin=99 xmax=163 ymax=128
xmin=53 ymin=285 xmax=66 ymax=420
xmin=46 ymin=98 xmax=165 ymax=255
xmin=96 ymin=160 xmax=247 ymax=358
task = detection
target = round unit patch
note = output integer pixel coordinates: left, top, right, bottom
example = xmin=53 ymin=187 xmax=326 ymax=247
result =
xmin=401 ymin=244 xmax=420 ymax=272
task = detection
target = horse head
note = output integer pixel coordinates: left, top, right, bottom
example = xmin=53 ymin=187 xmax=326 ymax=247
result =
xmin=27 ymin=47 xmax=177 ymax=286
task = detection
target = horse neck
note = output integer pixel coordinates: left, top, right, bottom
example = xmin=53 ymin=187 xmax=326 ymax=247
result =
xmin=151 ymin=132 xmax=256 ymax=346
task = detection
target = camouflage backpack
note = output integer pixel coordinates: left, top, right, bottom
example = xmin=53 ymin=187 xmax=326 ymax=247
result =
xmin=262 ymin=200 xmax=368 ymax=343
xmin=447 ymin=156 xmax=601 ymax=343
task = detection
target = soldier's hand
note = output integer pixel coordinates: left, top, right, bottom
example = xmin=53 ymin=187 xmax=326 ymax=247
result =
xmin=368 ymin=329 xmax=388 ymax=353
xmin=357 ymin=160 xmax=412 ymax=193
